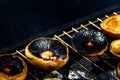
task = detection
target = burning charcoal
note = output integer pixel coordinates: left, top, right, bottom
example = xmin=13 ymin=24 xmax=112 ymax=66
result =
xmin=68 ymin=63 xmax=97 ymax=80
xmin=96 ymin=70 xmax=119 ymax=80
xmin=108 ymin=70 xmax=119 ymax=80
xmin=49 ymin=70 xmax=63 ymax=79
xmin=43 ymin=70 xmax=63 ymax=80
xmin=68 ymin=70 xmax=81 ymax=80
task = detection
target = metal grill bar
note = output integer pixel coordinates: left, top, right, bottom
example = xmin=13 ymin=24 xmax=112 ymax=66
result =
xmin=28 ymin=72 xmax=39 ymax=80
xmin=75 ymin=60 xmax=96 ymax=76
xmin=54 ymin=35 xmax=78 ymax=52
xmin=72 ymin=27 xmax=79 ymax=32
xmin=113 ymin=12 xmax=118 ymax=15
xmin=98 ymin=57 xmax=116 ymax=69
xmin=89 ymin=21 xmax=101 ymax=30
xmin=63 ymin=31 xmax=72 ymax=38
xmin=53 ymin=12 xmax=119 ymax=39
xmin=105 ymin=15 xmax=109 ymax=18
xmin=80 ymin=24 xmax=89 ymax=30
xmin=97 ymin=18 xmax=103 ymax=22
xmin=69 ymin=55 xmax=98 ymax=78
xmin=70 ymin=69 xmax=84 ymax=79
xmin=16 ymin=50 xmax=27 ymax=59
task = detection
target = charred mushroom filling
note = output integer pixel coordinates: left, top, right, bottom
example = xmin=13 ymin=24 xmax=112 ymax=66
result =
xmin=28 ymin=38 xmax=67 ymax=60
xmin=0 ymin=55 xmax=23 ymax=76
xmin=72 ymin=29 xmax=108 ymax=54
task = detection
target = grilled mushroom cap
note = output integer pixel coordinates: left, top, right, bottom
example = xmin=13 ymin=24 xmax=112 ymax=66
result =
xmin=0 ymin=54 xmax=27 ymax=80
xmin=117 ymin=63 xmax=120 ymax=78
xmin=25 ymin=37 xmax=69 ymax=71
xmin=71 ymin=29 xmax=108 ymax=56
xmin=100 ymin=14 xmax=120 ymax=38
xmin=110 ymin=39 xmax=120 ymax=58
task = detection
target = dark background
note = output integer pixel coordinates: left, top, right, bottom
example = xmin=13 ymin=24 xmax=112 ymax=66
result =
xmin=0 ymin=0 xmax=119 ymax=49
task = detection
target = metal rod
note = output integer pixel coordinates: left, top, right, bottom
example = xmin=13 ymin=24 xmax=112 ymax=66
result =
xmin=105 ymin=15 xmax=109 ymax=18
xmin=72 ymin=27 xmax=79 ymax=32
xmin=81 ymin=24 xmax=88 ymax=30
xmin=28 ymin=72 xmax=39 ymax=80
xmin=16 ymin=50 xmax=27 ymax=59
xmin=97 ymin=18 xmax=103 ymax=22
xmin=113 ymin=12 xmax=117 ymax=15
xmin=89 ymin=21 xmax=101 ymax=30
xmin=63 ymin=31 xmax=72 ymax=38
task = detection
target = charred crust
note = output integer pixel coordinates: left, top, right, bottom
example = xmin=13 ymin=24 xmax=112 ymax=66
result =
xmin=72 ymin=29 xmax=108 ymax=56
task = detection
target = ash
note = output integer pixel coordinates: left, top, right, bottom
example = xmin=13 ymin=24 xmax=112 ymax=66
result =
xmin=48 ymin=70 xmax=63 ymax=79
xmin=108 ymin=70 xmax=119 ymax=80
xmin=68 ymin=63 xmax=97 ymax=80
xmin=68 ymin=70 xmax=81 ymax=80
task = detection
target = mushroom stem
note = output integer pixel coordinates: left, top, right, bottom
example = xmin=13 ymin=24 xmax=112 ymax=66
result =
xmin=86 ymin=41 xmax=93 ymax=47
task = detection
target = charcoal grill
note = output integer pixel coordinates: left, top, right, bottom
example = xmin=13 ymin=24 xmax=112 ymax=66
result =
xmin=1 ymin=3 xmax=120 ymax=80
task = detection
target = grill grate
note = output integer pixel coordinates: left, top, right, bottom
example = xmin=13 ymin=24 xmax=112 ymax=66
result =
xmin=6 ymin=11 xmax=120 ymax=80
xmin=53 ymin=11 xmax=120 ymax=80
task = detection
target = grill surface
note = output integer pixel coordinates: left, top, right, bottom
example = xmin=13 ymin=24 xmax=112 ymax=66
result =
xmin=1 ymin=4 xmax=120 ymax=80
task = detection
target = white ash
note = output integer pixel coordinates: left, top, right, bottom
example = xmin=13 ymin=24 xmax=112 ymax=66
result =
xmin=68 ymin=70 xmax=81 ymax=80
xmin=68 ymin=63 xmax=97 ymax=80
xmin=48 ymin=70 xmax=63 ymax=79
xmin=108 ymin=70 xmax=119 ymax=80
